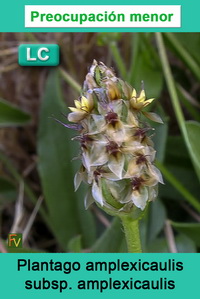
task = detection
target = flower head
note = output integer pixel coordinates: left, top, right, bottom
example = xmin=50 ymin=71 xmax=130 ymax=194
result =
xmin=66 ymin=61 xmax=163 ymax=218
xmin=68 ymin=95 xmax=93 ymax=122
xmin=130 ymin=89 xmax=155 ymax=111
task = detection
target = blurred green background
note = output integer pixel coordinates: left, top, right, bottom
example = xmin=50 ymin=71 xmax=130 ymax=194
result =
xmin=0 ymin=32 xmax=200 ymax=253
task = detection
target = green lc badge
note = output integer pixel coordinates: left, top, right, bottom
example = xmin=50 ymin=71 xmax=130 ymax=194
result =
xmin=18 ymin=44 xmax=60 ymax=66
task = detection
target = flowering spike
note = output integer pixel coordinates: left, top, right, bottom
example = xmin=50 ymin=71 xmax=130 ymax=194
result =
xmin=66 ymin=61 xmax=163 ymax=218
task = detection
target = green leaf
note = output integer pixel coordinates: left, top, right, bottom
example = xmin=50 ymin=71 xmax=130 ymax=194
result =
xmin=97 ymin=32 xmax=122 ymax=46
xmin=164 ymin=33 xmax=200 ymax=81
xmin=146 ymin=237 xmax=168 ymax=253
xmin=92 ymin=217 xmax=126 ymax=253
xmin=67 ymin=235 xmax=82 ymax=253
xmin=177 ymin=84 xmax=200 ymax=122
xmin=129 ymin=34 xmax=163 ymax=99
xmin=166 ymin=135 xmax=192 ymax=164
xmin=172 ymin=33 xmax=200 ymax=65
xmin=146 ymin=200 xmax=167 ymax=244
xmin=156 ymin=33 xmax=200 ymax=186
xmin=147 ymin=234 xmax=196 ymax=253
xmin=185 ymin=121 xmax=200 ymax=181
xmin=37 ymin=70 xmax=95 ymax=251
xmin=0 ymin=177 xmax=16 ymax=206
xmin=0 ymin=98 xmax=31 ymax=127
xmin=176 ymin=234 xmax=196 ymax=253
xmin=157 ymin=161 xmax=200 ymax=212
xmin=171 ymin=221 xmax=200 ymax=246
xmin=160 ymin=135 xmax=200 ymax=205
xmin=152 ymin=107 xmax=168 ymax=163
xmin=142 ymin=111 xmax=163 ymax=124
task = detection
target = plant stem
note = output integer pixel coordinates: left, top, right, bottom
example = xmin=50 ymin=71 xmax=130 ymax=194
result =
xmin=120 ymin=216 xmax=142 ymax=253
xmin=59 ymin=67 xmax=81 ymax=93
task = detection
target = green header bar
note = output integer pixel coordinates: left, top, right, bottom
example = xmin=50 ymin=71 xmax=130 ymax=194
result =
xmin=0 ymin=0 xmax=199 ymax=32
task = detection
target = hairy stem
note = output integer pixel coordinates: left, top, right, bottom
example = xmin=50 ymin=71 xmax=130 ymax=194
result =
xmin=120 ymin=216 xmax=142 ymax=253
